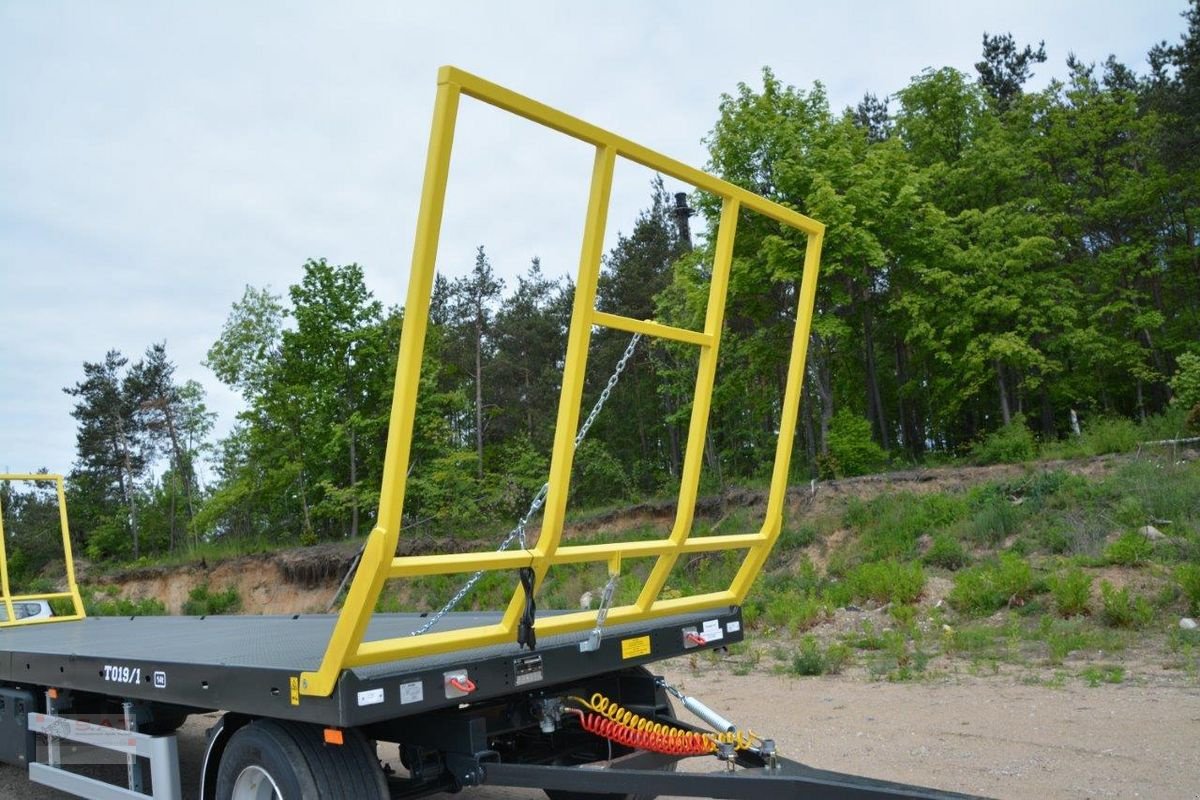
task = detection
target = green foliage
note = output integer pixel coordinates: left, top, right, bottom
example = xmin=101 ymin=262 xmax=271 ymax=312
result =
xmin=571 ymin=440 xmax=633 ymax=507
xmin=948 ymin=554 xmax=1036 ymax=615
xmin=1048 ymin=568 xmax=1092 ymax=617
xmin=1104 ymin=532 xmax=1155 ymax=567
xmin=843 ymin=492 xmax=968 ymax=562
xmin=923 ymin=534 xmax=969 ymax=570
xmin=1080 ymin=665 xmax=1125 ymax=687
xmin=1169 ymin=353 xmax=1200 ymax=424
xmin=844 ymin=560 xmax=925 ymax=605
xmin=762 ymin=592 xmax=829 ymax=632
xmin=825 ymin=410 xmax=888 ymax=477
xmin=1098 ymin=581 xmax=1153 ymax=629
xmin=970 ymin=416 xmax=1035 ymax=465
xmin=1078 ymin=417 xmax=1141 ymax=455
xmin=84 ymin=590 xmax=167 ymax=617
xmin=1176 ymin=564 xmax=1200 ymax=615
xmin=789 ymin=636 xmax=851 ymax=676
xmin=182 ymin=584 xmax=242 ymax=616
xmin=965 ymin=496 xmax=1024 ymax=545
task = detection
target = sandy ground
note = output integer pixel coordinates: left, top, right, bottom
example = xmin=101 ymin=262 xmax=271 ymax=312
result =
xmin=5 ymin=663 xmax=1197 ymax=800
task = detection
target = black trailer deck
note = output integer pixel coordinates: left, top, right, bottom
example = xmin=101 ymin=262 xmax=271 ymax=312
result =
xmin=0 ymin=607 xmax=742 ymax=727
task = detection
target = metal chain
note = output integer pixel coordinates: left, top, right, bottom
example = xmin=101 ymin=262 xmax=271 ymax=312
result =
xmin=411 ymin=332 xmax=642 ymax=636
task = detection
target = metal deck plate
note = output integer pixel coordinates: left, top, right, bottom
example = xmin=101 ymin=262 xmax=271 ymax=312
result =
xmin=0 ymin=609 xmax=743 ymax=727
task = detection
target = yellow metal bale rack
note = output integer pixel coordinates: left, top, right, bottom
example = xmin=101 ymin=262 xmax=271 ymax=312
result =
xmin=269 ymin=66 xmax=819 ymax=697
xmin=0 ymin=473 xmax=87 ymax=626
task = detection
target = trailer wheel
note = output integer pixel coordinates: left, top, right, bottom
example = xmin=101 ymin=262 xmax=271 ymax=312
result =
xmin=215 ymin=719 xmax=387 ymax=800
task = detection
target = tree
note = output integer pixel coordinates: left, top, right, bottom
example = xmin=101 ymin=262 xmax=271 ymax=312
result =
xmin=975 ymin=32 xmax=1047 ymax=112
xmin=127 ymin=343 xmax=213 ymax=551
xmin=63 ymin=351 xmax=148 ymax=558
xmin=450 ymin=247 xmax=504 ymax=477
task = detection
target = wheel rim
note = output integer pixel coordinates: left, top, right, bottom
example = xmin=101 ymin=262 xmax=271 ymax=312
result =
xmin=231 ymin=765 xmax=283 ymax=800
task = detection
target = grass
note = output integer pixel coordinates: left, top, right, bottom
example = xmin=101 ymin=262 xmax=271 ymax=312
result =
xmin=182 ymin=584 xmax=242 ymax=615
xmin=947 ymin=554 xmax=1037 ymax=616
xmin=1098 ymin=581 xmax=1154 ymax=629
xmin=1048 ymin=567 xmax=1093 ymax=617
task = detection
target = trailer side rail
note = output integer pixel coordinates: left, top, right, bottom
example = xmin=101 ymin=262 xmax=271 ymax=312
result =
xmin=301 ymin=67 xmax=826 ymax=696
xmin=0 ymin=473 xmax=86 ymax=626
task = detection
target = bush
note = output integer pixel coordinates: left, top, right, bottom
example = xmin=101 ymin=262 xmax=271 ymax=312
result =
xmin=1098 ymin=581 xmax=1153 ymax=628
xmin=1078 ymin=416 xmax=1140 ymax=455
xmin=970 ymin=414 xmax=1035 ymax=465
xmin=947 ymin=554 xmax=1036 ymax=615
xmin=789 ymin=636 xmax=851 ymax=676
xmin=1048 ymin=568 xmax=1092 ymax=617
xmin=571 ymin=440 xmax=633 ymax=506
xmin=1175 ymin=564 xmax=1200 ymax=615
xmin=182 ymin=584 xmax=242 ymax=616
xmin=762 ymin=592 xmax=828 ymax=632
xmin=1169 ymin=352 xmax=1200 ymax=419
xmin=825 ymin=409 xmax=888 ymax=477
xmin=85 ymin=592 xmax=167 ymax=617
xmin=1104 ymin=532 xmax=1155 ymax=566
xmin=966 ymin=497 xmax=1024 ymax=545
xmin=923 ymin=534 xmax=969 ymax=570
xmin=844 ymin=560 xmax=925 ymax=605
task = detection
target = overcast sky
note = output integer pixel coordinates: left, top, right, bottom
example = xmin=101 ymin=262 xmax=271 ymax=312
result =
xmin=0 ymin=1 xmax=1189 ymax=478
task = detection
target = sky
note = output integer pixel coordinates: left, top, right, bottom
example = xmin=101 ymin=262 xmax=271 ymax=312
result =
xmin=0 ymin=1 xmax=1190 ymax=478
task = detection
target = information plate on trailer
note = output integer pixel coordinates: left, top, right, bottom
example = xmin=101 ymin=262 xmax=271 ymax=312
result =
xmin=513 ymin=654 xmax=544 ymax=686
xmin=620 ymin=636 xmax=651 ymax=659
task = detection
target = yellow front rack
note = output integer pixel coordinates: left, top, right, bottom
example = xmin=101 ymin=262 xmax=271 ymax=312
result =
xmin=0 ymin=473 xmax=87 ymax=626
xmin=300 ymin=67 xmax=824 ymax=697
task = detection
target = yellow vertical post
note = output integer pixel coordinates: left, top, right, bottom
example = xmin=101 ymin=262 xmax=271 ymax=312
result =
xmin=730 ymin=229 xmax=824 ymax=601
xmin=500 ymin=144 xmax=617 ymax=630
xmin=302 ymin=73 xmax=462 ymax=697
xmin=0 ymin=482 xmax=16 ymax=624
xmin=54 ymin=475 xmax=86 ymax=617
xmin=636 ymin=198 xmax=740 ymax=609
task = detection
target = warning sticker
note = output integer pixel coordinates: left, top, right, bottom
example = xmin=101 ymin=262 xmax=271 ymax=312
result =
xmin=701 ymin=619 xmax=724 ymax=641
xmin=621 ymin=635 xmax=652 ymax=659
xmin=400 ymin=680 xmax=424 ymax=705
xmin=289 ymin=677 xmax=300 ymax=706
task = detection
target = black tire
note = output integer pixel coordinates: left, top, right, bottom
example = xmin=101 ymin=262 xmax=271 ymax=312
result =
xmin=140 ymin=710 xmax=188 ymax=736
xmin=215 ymin=719 xmax=387 ymax=800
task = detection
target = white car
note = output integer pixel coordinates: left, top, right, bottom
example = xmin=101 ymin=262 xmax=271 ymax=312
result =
xmin=0 ymin=599 xmax=53 ymax=622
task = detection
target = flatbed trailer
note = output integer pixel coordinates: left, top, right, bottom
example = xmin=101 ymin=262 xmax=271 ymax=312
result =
xmin=1 ymin=68 xmax=987 ymax=800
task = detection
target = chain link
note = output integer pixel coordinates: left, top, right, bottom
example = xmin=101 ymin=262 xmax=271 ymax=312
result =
xmin=411 ymin=333 xmax=642 ymax=636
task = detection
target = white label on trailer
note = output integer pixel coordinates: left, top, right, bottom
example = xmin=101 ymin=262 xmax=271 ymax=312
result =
xmin=103 ymin=664 xmax=141 ymax=685
xmin=400 ymin=680 xmax=424 ymax=705
xmin=153 ymin=671 xmax=167 ymax=689
xmin=357 ymin=688 xmax=385 ymax=707
xmin=726 ymin=620 xmax=741 ymax=633
xmin=701 ymin=619 xmax=724 ymax=641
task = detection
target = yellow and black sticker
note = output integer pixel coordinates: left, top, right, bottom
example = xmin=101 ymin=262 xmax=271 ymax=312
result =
xmin=620 ymin=635 xmax=651 ymax=659
xmin=290 ymin=677 xmax=300 ymax=706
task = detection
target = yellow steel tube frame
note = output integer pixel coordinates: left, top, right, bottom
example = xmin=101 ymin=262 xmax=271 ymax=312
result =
xmin=0 ymin=474 xmax=87 ymax=626
xmin=300 ymin=67 xmax=824 ymax=697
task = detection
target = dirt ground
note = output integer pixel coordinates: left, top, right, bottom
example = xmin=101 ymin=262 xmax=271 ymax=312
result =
xmin=6 ymin=660 xmax=1197 ymax=800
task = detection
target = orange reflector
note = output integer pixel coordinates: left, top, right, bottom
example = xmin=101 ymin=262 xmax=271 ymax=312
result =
xmin=323 ymin=728 xmax=344 ymax=746
xmin=48 ymin=689 xmax=59 ymax=700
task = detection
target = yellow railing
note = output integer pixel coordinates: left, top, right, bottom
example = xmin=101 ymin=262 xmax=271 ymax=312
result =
xmin=0 ymin=474 xmax=87 ymax=626
xmin=299 ymin=67 xmax=825 ymax=697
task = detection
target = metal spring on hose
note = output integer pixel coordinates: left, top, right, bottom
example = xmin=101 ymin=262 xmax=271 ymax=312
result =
xmin=571 ymin=692 xmax=760 ymax=755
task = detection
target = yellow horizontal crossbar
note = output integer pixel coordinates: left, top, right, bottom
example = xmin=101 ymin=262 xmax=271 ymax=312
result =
xmin=389 ymin=534 xmax=763 ymax=578
xmin=591 ymin=312 xmax=712 ymax=347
